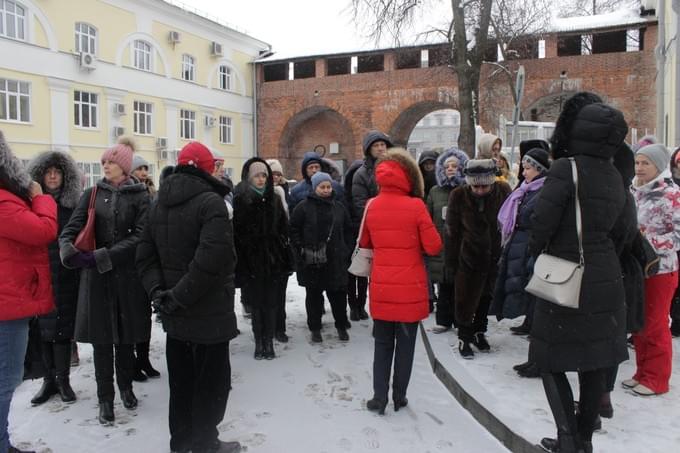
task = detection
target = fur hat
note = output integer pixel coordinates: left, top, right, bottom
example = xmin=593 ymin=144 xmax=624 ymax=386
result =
xmin=311 ymin=171 xmax=332 ymax=191
xmin=523 ymin=148 xmax=551 ymax=174
xmin=464 ymin=159 xmax=496 ymax=186
xmin=27 ymin=151 xmax=82 ymax=208
xmin=550 ymin=92 xmax=603 ymax=159
xmin=375 ymin=148 xmax=424 ymax=198
xmin=101 ymin=137 xmax=135 ymax=175
xmin=636 ymin=143 xmax=671 ymax=174
xmin=267 ymin=159 xmax=284 ymax=175
xmin=178 ymin=142 xmax=214 ymax=174
xmin=131 ymin=154 xmax=149 ymax=173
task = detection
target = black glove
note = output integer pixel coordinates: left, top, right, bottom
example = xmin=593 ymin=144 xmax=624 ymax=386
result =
xmin=151 ymin=290 xmax=184 ymax=315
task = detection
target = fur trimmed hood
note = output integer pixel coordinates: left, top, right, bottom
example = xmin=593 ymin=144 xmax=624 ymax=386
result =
xmin=27 ymin=151 xmax=82 ymax=208
xmin=0 ymin=130 xmax=31 ymax=202
xmin=376 ymin=148 xmax=424 ymax=198
xmin=435 ymin=147 xmax=468 ymax=188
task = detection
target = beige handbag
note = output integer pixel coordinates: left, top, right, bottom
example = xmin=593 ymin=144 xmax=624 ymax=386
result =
xmin=525 ymin=158 xmax=583 ymax=309
xmin=348 ymin=199 xmax=374 ymax=277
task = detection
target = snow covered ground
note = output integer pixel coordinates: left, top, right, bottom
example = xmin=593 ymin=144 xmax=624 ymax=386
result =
xmin=421 ymin=315 xmax=680 ymax=453
xmin=8 ymin=278 xmax=509 ymax=453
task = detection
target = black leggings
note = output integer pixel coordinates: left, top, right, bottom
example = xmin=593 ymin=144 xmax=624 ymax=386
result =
xmin=542 ymin=369 xmax=606 ymax=444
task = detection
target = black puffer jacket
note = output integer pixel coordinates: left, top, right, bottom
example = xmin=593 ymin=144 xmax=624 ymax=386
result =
xmin=28 ymin=151 xmax=82 ymax=341
xmin=290 ymin=193 xmax=353 ymax=290
xmin=233 ymin=158 xmax=291 ymax=290
xmin=136 ymin=166 xmax=237 ymax=344
xmin=351 ymin=131 xmax=393 ymax=222
xmin=491 ymin=186 xmax=542 ymax=319
xmin=528 ymin=103 xmax=632 ymax=373
xmin=59 ymin=178 xmax=150 ymax=344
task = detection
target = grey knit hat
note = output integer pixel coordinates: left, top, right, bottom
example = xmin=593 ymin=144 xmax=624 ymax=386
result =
xmin=636 ymin=144 xmax=670 ymax=174
xmin=311 ymin=171 xmax=332 ymax=191
xmin=463 ymin=159 xmax=496 ymax=186
xmin=131 ymin=154 xmax=149 ymax=172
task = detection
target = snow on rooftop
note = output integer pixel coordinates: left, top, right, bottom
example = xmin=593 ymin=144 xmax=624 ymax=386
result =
xmin=551 ymin=8 xmax=655 ymax=33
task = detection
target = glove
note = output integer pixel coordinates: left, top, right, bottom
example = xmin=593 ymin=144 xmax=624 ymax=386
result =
xmin=68 ymin=251 xmax=96 ymax=269
xmin=151 ymin=290 xmax=184 ymax=315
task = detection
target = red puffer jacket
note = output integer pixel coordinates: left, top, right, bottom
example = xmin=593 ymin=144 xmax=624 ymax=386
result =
xmin=0 ymin=190 xmax=57 ymax=321
xmin=359 ymin=150 xmax=442 ymax=322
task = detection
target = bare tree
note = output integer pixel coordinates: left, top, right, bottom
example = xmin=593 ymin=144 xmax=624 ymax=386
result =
xmin=351 ymin=0 xmax=493 ymax=156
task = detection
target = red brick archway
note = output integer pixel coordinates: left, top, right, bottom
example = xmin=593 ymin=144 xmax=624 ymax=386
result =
xmin=388 ymin=100 xmax=459 ymax=147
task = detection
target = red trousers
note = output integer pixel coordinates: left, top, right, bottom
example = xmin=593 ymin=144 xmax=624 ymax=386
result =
xmin=633 ymin=271 xmax=677 ymax=394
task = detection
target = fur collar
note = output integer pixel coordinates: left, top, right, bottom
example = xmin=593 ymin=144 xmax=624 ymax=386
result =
xmin=27 ymin=151 xmax=82 ymax=208
xmin=376 ymin=148 xmax=424 ymax=198
xmin=0 ymin=130 xmax=31 ymax=202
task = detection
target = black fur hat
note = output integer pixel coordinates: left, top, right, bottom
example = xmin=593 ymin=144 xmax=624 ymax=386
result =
xmin=0 ymin=130 xmax=31 ymax=202
xmin=550 ymin=92 xmax=603 ymax=159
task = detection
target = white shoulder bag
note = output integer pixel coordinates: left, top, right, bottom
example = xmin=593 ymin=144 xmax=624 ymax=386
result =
xmin=348 ymin=198 xmax=374 ymax=277
xmin=525 ymin=158 xmax=584 ymax=309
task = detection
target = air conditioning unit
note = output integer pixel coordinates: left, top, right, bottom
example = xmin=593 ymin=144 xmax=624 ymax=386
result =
xmin=210 ymin=42 xmax=223 ymax=57
xmin=159 ymin=149 xmax=169 ymax=160
xmin=156 ymin=137 xmax=168 ymax=150
xmin=204 ymin=115 xmax=216 ymax=128
xmin=79 ymin=52 xmax=97 ymax=70
xmin=113 ymin=126 xmax=125 ymax=138
xmin=114 ymin=103 xmax=126 ymax=116
xmin=168 ymin=31 xmax=181 ymax=45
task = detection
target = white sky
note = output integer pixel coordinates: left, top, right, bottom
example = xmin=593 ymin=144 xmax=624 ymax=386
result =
xmin=179 ymin=0 xmax=448 ymax=58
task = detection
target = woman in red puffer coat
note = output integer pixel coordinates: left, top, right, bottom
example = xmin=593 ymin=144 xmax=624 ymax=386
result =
xmin=359 ymin=148 xmax=442 ymax=415
xmin=0 ymin=131 xmax=57 ymax=453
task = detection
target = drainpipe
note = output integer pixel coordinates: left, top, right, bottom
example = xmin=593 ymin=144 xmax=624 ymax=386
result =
xmin=673 ymin=0 xmax=680 ymax=147
xmin=252 ymin=48 xmax=273 ymax=158
xmin=656 ymin=0 xmax=666 ymax=143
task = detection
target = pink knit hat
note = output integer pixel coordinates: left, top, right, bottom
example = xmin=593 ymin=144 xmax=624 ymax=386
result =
xmin=101 ymin=137 xmax=135 ymax=175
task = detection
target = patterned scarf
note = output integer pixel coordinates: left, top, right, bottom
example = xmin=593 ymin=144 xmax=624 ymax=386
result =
xmin=497 ymin=176 xmax=546 ymax=245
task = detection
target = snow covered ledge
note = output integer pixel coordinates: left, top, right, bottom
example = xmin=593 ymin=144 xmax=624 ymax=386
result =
xmin=419 ymin=322 xmax=544 ymax=453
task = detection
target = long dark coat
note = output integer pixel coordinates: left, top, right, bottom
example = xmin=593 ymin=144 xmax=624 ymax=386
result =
xmin=528 ymin=103 xmax=632 ymax=373
xmin=445 ymin=182 xmax=511 ymax=324
xmin=59 ymin=178 xmax=150 ymax=345
xmin=136 ymin=166 xmax=237 ymax=344
xmin=233 ymin=158 xmax=291 ymax=294
xmin=491 ymin=186 xmax=542 ymax=320
xmin=290 ymin=193 xmax=353 ymax=290
xmin=27 ymin=151 xmax=82 ymax=341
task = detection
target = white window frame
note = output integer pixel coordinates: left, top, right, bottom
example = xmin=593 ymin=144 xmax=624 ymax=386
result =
xmin=0 ymin=78 xmax=30 ymax=123
xmin=74 ymin=90 xmax=98 ymax=129
xmin=219 ymin=65 xmax=232 ymax=91
xmin=0 ymin=0 xmax=26 ymax=41
xmin=219 ymin=115 xmax=232 ymax=144
xmin=133 ymin=40 xmax=152 ymax=71
xmin=182 ymin=54 xmax=195 ymax=82
xmin=75 ymin=22 xmax=97 ymax=54
xmin=76 ymin=162 xmax=102 ymax=188
xmin=133 ymin=101 xmax=153 ymax=135
xmin=180 ymin=109 xmax=195 ymax=140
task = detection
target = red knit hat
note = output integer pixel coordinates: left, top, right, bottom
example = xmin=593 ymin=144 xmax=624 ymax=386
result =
xmin=101 ymin=137 xmax=135 ymax=175
xmin=178 ymin=142 xmax=215 ymax=174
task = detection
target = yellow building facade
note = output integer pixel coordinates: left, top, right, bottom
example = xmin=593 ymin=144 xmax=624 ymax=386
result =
xmin=0 ymin=0 xmax=269 ymax=185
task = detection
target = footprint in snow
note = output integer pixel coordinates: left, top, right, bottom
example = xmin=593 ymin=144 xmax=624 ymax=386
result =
xmin=337 ymin=437 xmax=353 ymax=451
xmin=361 ymin=426 xmax=380 ymax=450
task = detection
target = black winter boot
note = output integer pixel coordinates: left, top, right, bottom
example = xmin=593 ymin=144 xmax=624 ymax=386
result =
xmin=262 ymin=338 xmax=275 ymax=360
xmin=135 ymin=341 xmax=160 ymax=379
xmin=207 ymin=440 xmax=242 ymax=452
xmin=393 ymin=396 xmax=408 ymax=412
xmin=53 ymin=342 xmax=76 ymax=403
xmin=366 ymin=397 xmax=387 ymax=415
xmin=337 ymin=328 xmax=349 ymax=342
xmin=98 ymin=400 xmax=115 ymax=425
xmin=349 ymin=307 xmax=361 ymax=321
xmin=472 ymin=332 xmax=490 ymax=352
xmin=458 ymin=340 xmax=474 ymax=359
xmin=358 ymin=306 xmax=369 ymax=320
xmin=311 ymin=330 xmax=322 ymax=343
xmin=30 ymin=377 xmax=58 ymax=405
xmin=8 ymin=445 xmax=36 ymax=453
xmin=120 ymin=388 xmax=138 ymax=409
xmin=253 ymin=338 xmax=264 ymax=360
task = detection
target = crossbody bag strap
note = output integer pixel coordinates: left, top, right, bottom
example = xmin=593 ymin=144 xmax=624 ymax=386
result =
xmin=355 ymin=198 xmax=373 ymax=247
xmin=569 ymin=158 xmax=585 ymax=266
xmin=325 ymin=207 xmax=336 ymax=243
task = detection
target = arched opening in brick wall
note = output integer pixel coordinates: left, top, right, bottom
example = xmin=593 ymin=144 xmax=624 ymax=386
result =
xmin=388 ymin=101 xmax=459 ymax=149
xmin=278 ymin=106 xmax=356 ymax=179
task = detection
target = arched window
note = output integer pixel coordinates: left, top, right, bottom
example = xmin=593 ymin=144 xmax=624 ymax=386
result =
xmin=219 ymin=65 xmax=232 ymax=91
xmin=75 ymin=22 xmax=97 ymax=54
xmin=0 ymin=0 xmax=26 ymax=40
xmin=182 ymin=54 xmax=195 ymax=81
xmin=133 ymin=40 xmax=152 ymax=71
